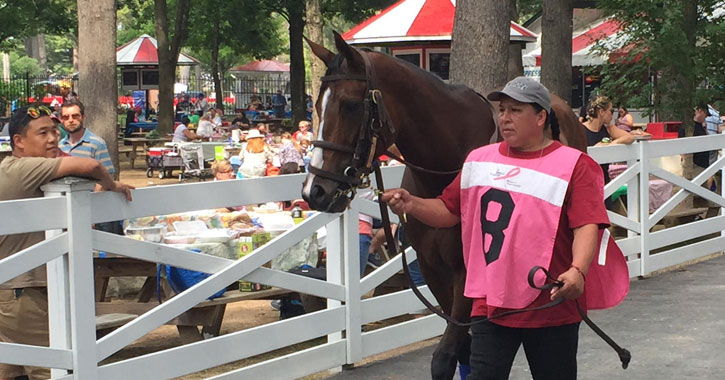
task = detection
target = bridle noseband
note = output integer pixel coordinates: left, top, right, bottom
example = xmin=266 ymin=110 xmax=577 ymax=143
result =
xmin=308 ymin=50 xmax=395 ymax=202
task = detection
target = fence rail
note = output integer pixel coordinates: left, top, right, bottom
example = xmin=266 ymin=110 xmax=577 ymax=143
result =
xmin=0 ymin=136 xmax=724 ymax=378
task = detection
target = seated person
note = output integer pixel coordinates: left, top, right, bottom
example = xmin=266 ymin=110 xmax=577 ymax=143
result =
xmin=238 ymin=129 xmax=273 ymax=178
xmin=292 ymin=121 xmax=313 ymax=143
xmin=172 ymin=116 xmax=201 ymax=143
xmin=615 ymin=106 xmax=634 ymax=132
xmin=213 ymin=108 xmax=224 ymax=127
xmin=231 ymin=110 xmax=250 ymax=130
xmin=196 ymin=111 xmax=215 ymax=139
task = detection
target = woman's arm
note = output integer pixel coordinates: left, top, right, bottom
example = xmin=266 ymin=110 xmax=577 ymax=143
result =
xmin=381 ymin=189 xmax=460 ymax=228
xmin=607 ymin=124 xmax=635 ymax=145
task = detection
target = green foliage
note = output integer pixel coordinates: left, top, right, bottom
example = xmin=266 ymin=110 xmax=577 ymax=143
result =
xmin=116 ymin=0 xmax=156 ymax=45
xmin=517 ymin=0 xmax=543 ymax=24
xmin=594 ymin=0 xmax=724 ymax=120
xmin=322 ymin=0 xmax=398 ymax=23
xmin=45 ymin=34 xmax=75 ymax=75
xmin=0 ymin=0 xmax=75 ymax=46
xmin=9 ymin=52 xmax=42 ymax=76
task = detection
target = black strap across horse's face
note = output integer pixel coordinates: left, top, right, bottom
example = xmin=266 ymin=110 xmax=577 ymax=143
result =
xmin=309 ymin=49 xmax=395 ymax=193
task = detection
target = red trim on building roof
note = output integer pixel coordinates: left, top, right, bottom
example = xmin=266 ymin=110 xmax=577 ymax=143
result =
xmin=571 ymin=20 xmax=620 ymax=53
xmin=406 ymin=0 xmax=454 ymax=36
xmin=510 ymin=22 xmax=536 ymax=38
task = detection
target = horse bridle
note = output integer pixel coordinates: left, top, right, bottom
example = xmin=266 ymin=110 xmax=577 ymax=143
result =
xmin=309 ymin=49 xmax=396 ymax=203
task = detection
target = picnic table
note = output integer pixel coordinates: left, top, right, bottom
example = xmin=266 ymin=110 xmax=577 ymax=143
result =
xmin=94 ymin=257 xmax=289 ymax=342
xmin=122 ymin=136 xmax=172 ymax=169
xmin=126 ymin=121 xmax=159 ymax=136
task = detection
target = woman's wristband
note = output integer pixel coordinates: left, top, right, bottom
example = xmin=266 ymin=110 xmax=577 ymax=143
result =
xmin=570 ymin=264 xmax=586 ymax=281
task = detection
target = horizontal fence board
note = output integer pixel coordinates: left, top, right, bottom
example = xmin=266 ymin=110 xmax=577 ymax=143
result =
xmin=0 ymin=196 xmax=66 ymax=234
xmin=91 ymin=166 xmax=406 ymax=224
xmin=0 ymin=342 xmax=73 ymax=369
xmin=95 ymin=308 xmax=345 ymax=380
xmin=207 ymin=341 xmax=347 ymax=380
xmin=646 ymin=134 xmax=725 ymax=157
xmin=649 ymin=215 xmax=725 ymax=250
xmin=587 ymin=143 xmax=638 ymax=163
xmin=361 ymin=315 xmax=445 ymax=358
xmin=646 ymin=236 xmax=725 ymax=274
xmin=360 ymin=287 xmax=437 ymax=324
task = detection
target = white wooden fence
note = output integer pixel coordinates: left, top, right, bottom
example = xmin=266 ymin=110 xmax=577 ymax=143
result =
xmin=0 ymin=134 xmax=723 ymax=379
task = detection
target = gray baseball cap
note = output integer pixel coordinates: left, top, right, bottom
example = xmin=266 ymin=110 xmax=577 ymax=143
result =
xmin=487 ymin=76 xmax=551 ymax=113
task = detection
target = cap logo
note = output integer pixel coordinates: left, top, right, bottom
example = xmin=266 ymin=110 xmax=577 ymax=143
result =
xmin=509 ymin=82 xmax=528 ymax=91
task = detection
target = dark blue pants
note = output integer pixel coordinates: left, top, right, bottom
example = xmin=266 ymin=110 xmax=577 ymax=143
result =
xmin=468 ymin=319 xmax=579 ymax=380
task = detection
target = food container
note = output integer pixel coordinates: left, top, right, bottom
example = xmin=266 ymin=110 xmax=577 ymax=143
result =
xmin=173 ymin=220 xmax=208 ymax=235
xmin=124 ymin=225 xmax=167 ymax=243
xmin=162 ymin=234 xmax=196 ymax=244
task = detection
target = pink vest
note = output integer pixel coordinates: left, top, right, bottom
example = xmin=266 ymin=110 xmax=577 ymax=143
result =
xmin=461 ymin=143 xmax=580 ymax=308
xmin=460 ymin=143 xmax=629 ymax=310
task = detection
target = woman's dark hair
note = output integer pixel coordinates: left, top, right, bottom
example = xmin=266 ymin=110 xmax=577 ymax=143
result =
xmin=181 ymin=116 xmax=190 ymax=125
xmin=532 ymin=103 xmax=560 ymax=141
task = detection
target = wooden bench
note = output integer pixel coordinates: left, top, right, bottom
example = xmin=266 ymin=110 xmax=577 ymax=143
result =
xmin=661 ymin=207 xmax=709 ymax=228
xmin=96 ymin=313 xmax=138 ymax=337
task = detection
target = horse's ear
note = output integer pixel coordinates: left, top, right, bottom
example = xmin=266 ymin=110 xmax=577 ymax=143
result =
xmin=333 ymin=31 xmax=364 ymax=69
xmin=304 ymin=35 xmax=335 ymax=67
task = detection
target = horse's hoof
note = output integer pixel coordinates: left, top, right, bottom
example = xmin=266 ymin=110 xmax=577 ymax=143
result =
xmin=431 ymin=350 xmax=457 ymax=380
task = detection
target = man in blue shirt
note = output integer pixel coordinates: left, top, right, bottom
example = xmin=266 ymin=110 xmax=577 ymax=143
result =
xmin=272 ymin=90 xmax=287 ymax=118
xmin=58 ymin=100 xmax=115 ymax=176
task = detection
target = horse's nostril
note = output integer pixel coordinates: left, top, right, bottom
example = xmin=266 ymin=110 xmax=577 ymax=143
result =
xmin=310 ymin=184 xmax=325 ymax=201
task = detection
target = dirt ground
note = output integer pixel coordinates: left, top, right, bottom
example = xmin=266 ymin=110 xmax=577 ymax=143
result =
xmin=111 ymin=155 xmax=432 ymax=379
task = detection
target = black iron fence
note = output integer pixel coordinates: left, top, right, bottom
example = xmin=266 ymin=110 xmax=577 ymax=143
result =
xmin=0 ymin=73 xmax=78 ymax=117
xmin=0 ymin=73 xmax=313 ymax=116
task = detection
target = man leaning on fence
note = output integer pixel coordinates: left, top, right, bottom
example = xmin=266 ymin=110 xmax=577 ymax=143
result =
xmin=0 ymin=105 xmax=134 ymax=380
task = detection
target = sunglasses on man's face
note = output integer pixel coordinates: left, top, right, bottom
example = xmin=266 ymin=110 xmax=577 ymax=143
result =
xmin=61 ymin=113 xmax=83 ymax=121
xmin=27 ymin=106 xmax=52 ymax=119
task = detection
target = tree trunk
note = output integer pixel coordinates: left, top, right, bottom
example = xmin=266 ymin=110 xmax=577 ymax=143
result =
xmin=25 ymin=35 xmax=48 ymax=72
xmin=77 ymin=0 xmax=118 ymax=178
xmin=288 ymin=1 xmax=306 ymax=128
xmin=154 ymin=0 xmax=191 ymax=136
xmin=450 ymin=0 xmax=510 ymax=96
xmin=507 ymin=0 xmax=523 ymax=81
xmin=541 ymin=0 xmax=573 ymax=104
xmin=306 ymin=0 xmax=324 ymax=136
xmin=211 ymin=14 xmax=223 ymax=112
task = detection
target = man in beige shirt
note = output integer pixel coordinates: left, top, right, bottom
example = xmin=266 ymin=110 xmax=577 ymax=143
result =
xmin=0 ymin=105 xmax=134 ymax=380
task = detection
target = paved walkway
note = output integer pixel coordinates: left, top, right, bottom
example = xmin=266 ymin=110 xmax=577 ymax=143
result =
xmin=325 ymin=254 xmax=725 ymax=379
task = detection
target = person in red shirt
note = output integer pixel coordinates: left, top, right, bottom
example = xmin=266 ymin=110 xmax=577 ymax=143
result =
xmin=382 ymin=77 xmax=609 ymax=380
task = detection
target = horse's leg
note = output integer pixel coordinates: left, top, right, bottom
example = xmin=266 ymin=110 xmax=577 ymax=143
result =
xmin=412 ymin=227 xmax=471 ymax=380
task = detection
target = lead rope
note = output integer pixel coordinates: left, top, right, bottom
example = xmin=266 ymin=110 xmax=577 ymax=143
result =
xmin=372 ymin=165 xmax=631 ymax=369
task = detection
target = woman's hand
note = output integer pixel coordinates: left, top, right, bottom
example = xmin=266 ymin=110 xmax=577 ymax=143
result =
xmin=550 ymin=267 xmax=585 ymax=301
xmin=381 ymin=188 xmax=412 ymax=216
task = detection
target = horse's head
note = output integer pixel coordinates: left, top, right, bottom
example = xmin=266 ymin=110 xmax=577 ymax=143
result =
xmin=302 ymin=32 xmax=396 ymax=213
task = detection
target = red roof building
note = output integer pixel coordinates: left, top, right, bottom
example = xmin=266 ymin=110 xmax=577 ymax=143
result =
xmin=116 ymin=34 xmax=198 ymax=66
xmin=341 ymin=0 xmax=536 ymax=80
xmin=232 ymin=60 xmax=290 ymax=73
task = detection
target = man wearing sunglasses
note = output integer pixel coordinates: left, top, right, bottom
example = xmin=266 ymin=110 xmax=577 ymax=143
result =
xmin=59 ymin=99 xmax=115 ymax=176
xmin=0 ymin=105 xmax=134 ymax=380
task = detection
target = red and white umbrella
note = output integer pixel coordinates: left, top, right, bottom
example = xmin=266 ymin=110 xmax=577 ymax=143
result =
xmin=342 ymin=0 xmax=536 ymax=45
xmin=523 ymin=19 xmax=623 ymax=67
xmin=116 ymin=34 xmax=198 ymax=66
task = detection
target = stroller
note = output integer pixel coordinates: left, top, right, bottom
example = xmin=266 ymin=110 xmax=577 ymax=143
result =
xmin=177 ymin=143 xmax=214 ymax=182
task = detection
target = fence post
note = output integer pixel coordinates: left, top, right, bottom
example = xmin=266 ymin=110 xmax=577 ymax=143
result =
xmin=325 ymin=214 xmax=344 ymax=373
xmin=25 ymin=72 xmax=30 ymax=103
xmin=42 ymin=182 xmax=72 ymax=379
xmin=638 ymin=140 xmax=650 ymax=276
xmin=41 ymin=177 xmax=98 ymax=378
xmin=343 ymin=198 xmax=362 ymax=365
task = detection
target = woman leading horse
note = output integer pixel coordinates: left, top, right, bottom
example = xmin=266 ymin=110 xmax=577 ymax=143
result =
xmin=302 ymin=33 xmax=591 ymax=380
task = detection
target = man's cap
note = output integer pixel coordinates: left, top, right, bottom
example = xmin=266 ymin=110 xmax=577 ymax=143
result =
xmin=487 ymin=76 xmax=551 ymax=113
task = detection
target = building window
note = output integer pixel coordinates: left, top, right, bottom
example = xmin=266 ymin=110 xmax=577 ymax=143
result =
xmin=428 ymin=52 xmax=450 ymax=80
xmin=392 ymin=49 xmax=422 ymax=68
xmin=396 ymin=53 xmax=421 ymax=67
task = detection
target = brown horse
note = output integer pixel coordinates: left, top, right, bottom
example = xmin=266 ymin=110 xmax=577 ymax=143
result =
xmin=302 ymin=32 xmax=586 ymax=380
